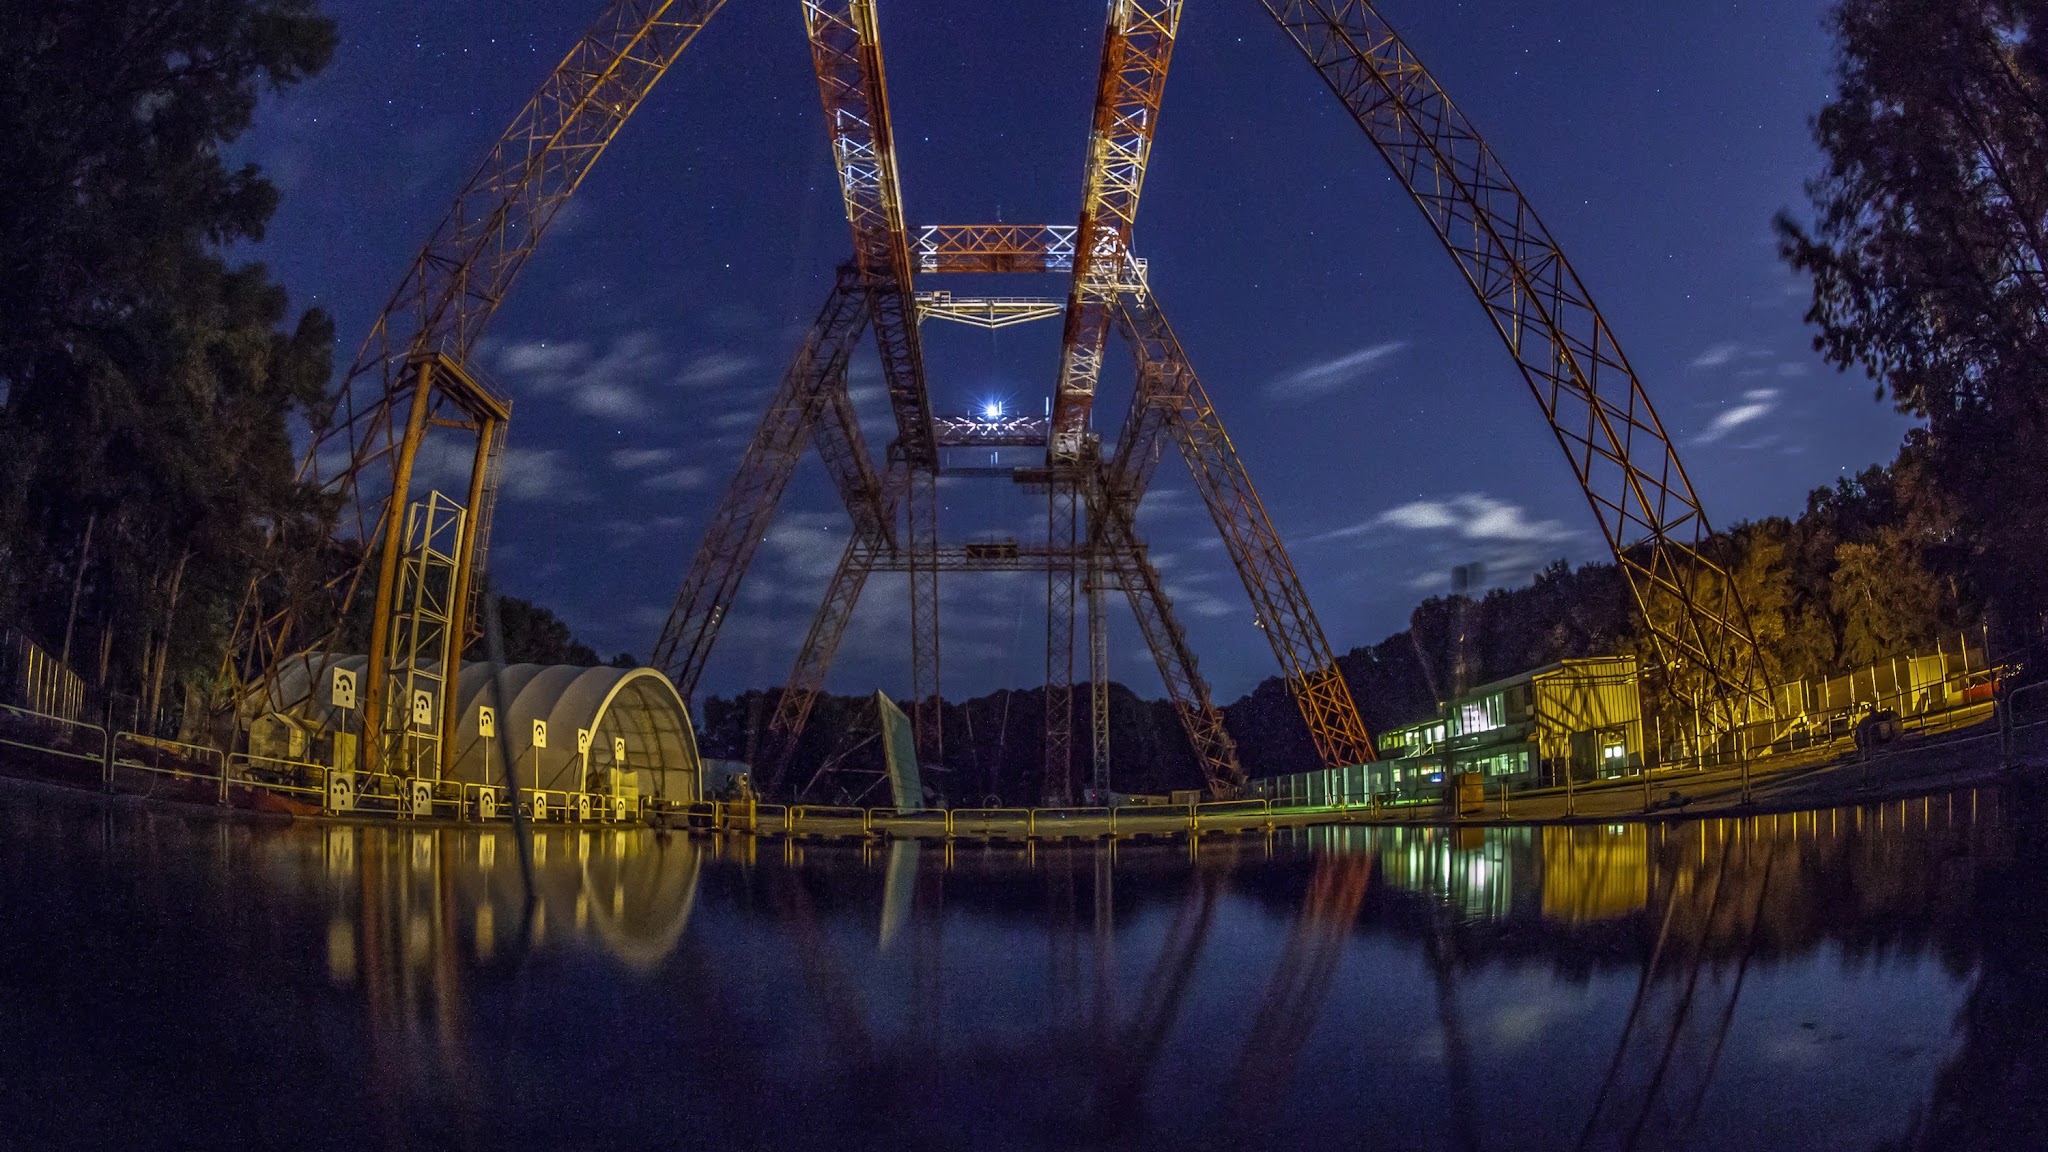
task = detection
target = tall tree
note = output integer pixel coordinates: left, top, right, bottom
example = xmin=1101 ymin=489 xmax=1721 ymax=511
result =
xmin=1778 ymin=0 xmax=2048 ymax=640
xmin=0 ymin=1 xmax=338 ymax=705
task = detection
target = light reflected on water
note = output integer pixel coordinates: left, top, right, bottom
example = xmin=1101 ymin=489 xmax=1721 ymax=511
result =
xmin=0 ymin=782 xmax=2035 ymax=1151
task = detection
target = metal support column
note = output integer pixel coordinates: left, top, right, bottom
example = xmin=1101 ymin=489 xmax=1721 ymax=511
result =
xmin=360 ymin=361 xmax=436 ymax=775
xmin=1088 ymin=544 xmax=1110 ymax=796
xmin=908 ymin=462 xmax=942 ymax=766
xmin=1046 ymin=473 xmax=1079 ymax=805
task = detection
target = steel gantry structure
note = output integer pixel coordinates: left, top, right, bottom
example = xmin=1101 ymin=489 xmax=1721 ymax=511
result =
xmin=226 ymin=0 xmax=1773 ymax=802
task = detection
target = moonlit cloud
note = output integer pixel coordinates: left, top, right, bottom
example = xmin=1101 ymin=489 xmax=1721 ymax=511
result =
xmin=1696 ymin=388 xmax=1780 ymax=444
xmin=490 ymin=330 xmax=667 ymax=421
xmin=496 ymin=339 xmax=587 ymax=376
xmin=609 ymin=448 xmax=673 ymax=470
xmin=1689 ymin=342 xmax=1750 ymax=369
xmin=573 ymin=380 xmax=649 ymax=418
xmin=1308 ymin=493 xmax=1575 ymax=546
xmin=496 ymin=448 xmax=591 ymax=503
xmin=641 ymin=466 xmax=708 ymax=492
xmin=679 ymin=351 xmax=758 ymax=387
xmin=1264 ymin=341 xmax=1408 ymax=400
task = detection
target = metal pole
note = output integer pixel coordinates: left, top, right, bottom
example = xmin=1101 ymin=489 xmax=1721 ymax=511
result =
xmin=362 ymin=362 xmax=437 ymax=777
xmin=100 ymin=696 xmax=116 ymax=793
xmin=1643 ymin=739 xmax=1653 ymax=814
xmin=1739 ymin=724 xmax=1752 ymax=805
xmin=439 ymin=414 xmax=497 ymax=782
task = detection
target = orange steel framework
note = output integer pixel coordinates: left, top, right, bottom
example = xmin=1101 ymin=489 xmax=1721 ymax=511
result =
xmin=224 ymin=0 xmax=1774 ymax=799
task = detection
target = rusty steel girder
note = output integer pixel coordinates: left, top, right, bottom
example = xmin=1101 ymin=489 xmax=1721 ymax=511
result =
xmin=915 ymin=224 xmax=1077 ymax=274
xmin=907 ymin=460 xmax=942 ymax=764
xmin=765 ymin=526 xmax=885 ymax=790
xmin=1050 ymin=0 xmax=1183 ymax=460
xmin=1044 ymin=470 xmax=1082 ymax=804
xmin=1089 ymin=482 xmax=1244 ymax=796
xmin=804 ymin=0 xmax=936 ymax=468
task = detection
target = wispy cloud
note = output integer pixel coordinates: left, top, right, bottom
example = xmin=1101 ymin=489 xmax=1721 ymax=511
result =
xmin=1695 ymin=388 xmax=1780 ymax=444
xmin=1264 ymin=341 xmax=1408 ymax=401
xmin=574 ymin=380 xmax=649 ymax=418
xmin=1309 ymin=493 xmax=1575 ymax=546
xmin=497 ymin=339 xmax=587 ymax=376
xmin=641 ymin=466 xmax=709 ymax=492
xmin=1689 ymin=342 xmax=1759 ymax=370
xmin=491 ymin=330 xmax=664 ymax=419
xmin=609 ymin=448 xmax=674 ymax=471
xmin=680 ymin=351 xmax=759 ymax=388
xmin=496 ymin=448 xmax=591 ymax=503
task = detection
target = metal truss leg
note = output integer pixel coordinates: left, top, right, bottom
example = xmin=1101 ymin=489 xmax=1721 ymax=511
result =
xmin=767 ymin=533 xmax=882 ymax=792
xmin=1045 ymin=476 xmax=1079 ymax=805
xmin=1088 ymin=547 xmax=1110 ymax=796
xmin=1097 ymin=501 xmax=1244 ymax=795
xmin=1116 ymin=294 xmax=1374 ymax=770
xmin=908 ymin=465 xmax=942 ymax=766
xmin=651 ymin=266 xmax=870 ymax=704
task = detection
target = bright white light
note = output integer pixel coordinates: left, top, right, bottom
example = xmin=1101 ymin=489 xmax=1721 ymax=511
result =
xmin=981 ymin=400 xmax=1003 ymax=420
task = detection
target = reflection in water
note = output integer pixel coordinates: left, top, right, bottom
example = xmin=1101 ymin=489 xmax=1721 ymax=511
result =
xmin=0 ymin=779 xmax=2039 ymax=1150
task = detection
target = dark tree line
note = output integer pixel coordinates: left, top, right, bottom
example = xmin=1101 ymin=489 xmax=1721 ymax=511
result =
xmin=1778 ymin=0 xmax=2048 ymax=641
xmin=0 ymin=1 xmax=338 ymax=718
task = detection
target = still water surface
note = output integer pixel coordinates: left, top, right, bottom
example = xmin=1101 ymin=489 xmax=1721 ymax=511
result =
xmin=1 ymin=779 xmax=2042 ymax=1151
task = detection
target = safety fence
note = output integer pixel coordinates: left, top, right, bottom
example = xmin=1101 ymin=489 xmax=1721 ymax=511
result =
xmin=0 ymin=628 xmax=87 ymax=722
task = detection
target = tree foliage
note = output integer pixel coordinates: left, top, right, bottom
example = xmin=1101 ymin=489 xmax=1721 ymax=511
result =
xmin=0 ymin=0 xmax=338 ymax=708
xmin=489 ymin=593 xmax=603 ymax=667
xmin=1778 ymin=0 xmax=2048 ymax=633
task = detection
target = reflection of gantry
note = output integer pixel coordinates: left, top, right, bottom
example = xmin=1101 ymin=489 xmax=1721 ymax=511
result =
xmin=226 ymin=0 xmax=1774 ymax=796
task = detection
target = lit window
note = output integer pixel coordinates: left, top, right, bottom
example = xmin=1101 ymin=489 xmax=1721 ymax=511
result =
xmin=1460 ymin=694 xmax=1504 ymax=735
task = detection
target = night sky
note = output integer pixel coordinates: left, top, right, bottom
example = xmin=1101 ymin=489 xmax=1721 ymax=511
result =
xmin=235 ymin=0 xmax=1916 ymax=705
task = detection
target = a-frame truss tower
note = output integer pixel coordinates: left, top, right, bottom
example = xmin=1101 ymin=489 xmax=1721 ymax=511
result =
xmin=227 ymin=0 xmax=1774 ymax=799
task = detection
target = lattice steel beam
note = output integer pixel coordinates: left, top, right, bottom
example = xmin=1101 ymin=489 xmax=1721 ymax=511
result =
xmin=1119 ymin=293 xmax=1376 ymax=770
xmin=651 ymin=266 xmax=871 ymax=704
xmin=766 ymin=529 xmax=885 ymax=791
xmin=1089 ymin=478 xmax=1244 ymax=796
xmin=907 ymin=461 xmax=942 ymax=765
xmin=765 ymin=453 xmax=910 ymax=785
xmin=812 ymin=344 xmax=892 ymax=547
xmin=1088 ymin=549 xmax=1111 ymax=793
xmin=228 ymin=0 xmax=732 ymax=706
xmin=934 ymin=414 xmax=1051 ymax=448
xmin=1045 ymin=472 xmax=1081 ymax=804
xmin=916 ymin=293 xmax=1066 ymax=329
xmin=804 ymin=0 xmax=936 ymax=467
xmin=1262 ymin=0 xmax=1773 ymax=729
xmin=1051 ymin=0 xmax=1183 ymax=460
xmin=916 ymin=224 xmax=1075 ymax=274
